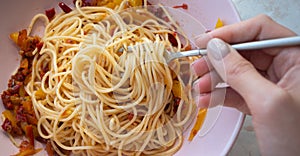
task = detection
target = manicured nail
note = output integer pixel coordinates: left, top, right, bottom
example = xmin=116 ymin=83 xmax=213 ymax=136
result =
xmin=194 ymin=95 xmax=208 ymax=108
xmin=192 ymin=79 xmax=201 ymax=95
xmin=194 ymin=95 xmax=200 ymax=108
xmin=194 ymin=33 xmax=213 ymax=48
xmin=190 ymin=58 xmax=203 ymax=76
xmin=190 ymin=62 xmax=197 ymax=76
xmin=207 ymin=38 xmax=230 ymax=60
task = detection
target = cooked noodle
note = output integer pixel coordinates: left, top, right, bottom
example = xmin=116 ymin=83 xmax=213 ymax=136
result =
xmin=25 ymin=0 xmax=197 ymax=155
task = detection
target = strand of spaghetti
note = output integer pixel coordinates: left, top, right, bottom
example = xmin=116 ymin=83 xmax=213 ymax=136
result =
xmin=27 ymin=14 xmax=49 ymax=35
xmin=75 ymin=1 xmax=110 ymax=21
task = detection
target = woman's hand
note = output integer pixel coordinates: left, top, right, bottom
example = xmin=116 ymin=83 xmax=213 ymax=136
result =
xmin=191 ymin=14 xmax=300 ymax=155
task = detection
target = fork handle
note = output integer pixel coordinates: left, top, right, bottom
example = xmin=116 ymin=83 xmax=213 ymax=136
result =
xmin=232 ymin=36 xmax=300 ymax=50
xmin=190 ymin=36 xmax=300 ymax=56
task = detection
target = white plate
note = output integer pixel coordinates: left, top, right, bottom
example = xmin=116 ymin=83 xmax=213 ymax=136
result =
xmin=0 ymin=0 xmax=244 ymax=155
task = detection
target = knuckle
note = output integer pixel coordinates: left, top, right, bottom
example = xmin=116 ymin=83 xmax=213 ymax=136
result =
xmin=257 ymin=14 xmax=273 ymax=22
xmin=226 ymin=60 xmax=254 ymax=80
xmin=263 ymin=88 xmax=291 ymax=114
xmin=269 ymin=89 xmax=290 ymax=104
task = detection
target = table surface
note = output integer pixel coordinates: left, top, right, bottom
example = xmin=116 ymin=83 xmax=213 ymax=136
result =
xmin=228 ymin=0 xmax=300 ymax=155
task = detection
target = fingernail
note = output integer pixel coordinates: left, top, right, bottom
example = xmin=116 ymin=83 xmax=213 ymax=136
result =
xmin=190 ymin=58 xmax=202 ymax=76
xmin=194 ymin=96 xmax=200 ymax=108
xmin=207 ymin=38 xmax=230 ymax=60
xmin=192 ymin=79 xmax=201 ymax=95
xmin=194 ymin=95 xmax=208 ymax=108
xmin=194 ymin=33 xmax=213 ymax=48
xmin=190 ymin=61 xmax=197 ymax=76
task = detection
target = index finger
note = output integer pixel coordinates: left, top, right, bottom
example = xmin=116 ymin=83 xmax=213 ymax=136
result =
xmin=195 ymin=14 xmax=297 ymax=48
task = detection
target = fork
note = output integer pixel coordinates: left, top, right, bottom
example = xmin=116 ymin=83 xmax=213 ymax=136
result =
xmin=164 ymin=36 xmax=300 ymax=63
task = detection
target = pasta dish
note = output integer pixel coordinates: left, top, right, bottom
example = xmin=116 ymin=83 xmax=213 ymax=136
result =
xmin=1 ymin=0 xmax=200 ymax=155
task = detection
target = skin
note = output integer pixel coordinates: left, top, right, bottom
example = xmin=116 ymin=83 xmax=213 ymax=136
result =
xmin=191 ymin=14 xmax=300 ymax=155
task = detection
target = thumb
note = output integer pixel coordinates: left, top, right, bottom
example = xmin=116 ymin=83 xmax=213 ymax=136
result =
xmin=206 ymin=38 xmax=278 ymax=104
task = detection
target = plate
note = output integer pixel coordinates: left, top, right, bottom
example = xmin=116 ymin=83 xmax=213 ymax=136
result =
xmin=0 ymin=0 xmax=244 ymax=155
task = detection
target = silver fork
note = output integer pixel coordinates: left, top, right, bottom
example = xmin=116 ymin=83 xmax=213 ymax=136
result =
xmin=164 ymin=36 xmax=300 ymax=63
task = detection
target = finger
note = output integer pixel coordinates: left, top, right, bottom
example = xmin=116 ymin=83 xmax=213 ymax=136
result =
xmin=192 ymin=70 xmax=223 ymax=94
xmin=195 ymin=93 xmax=210 ymax=108
xmin=247 ymin=51 xmax=274 ymax=71
xmin=223 ymin=88 xmax=251 ymax=114
xmin=235 ymin=50 xmax=275 ymax=72
xmin=195 ymin=14 xmax=296 ymax=47
xmin=195 ymin=88 xmax=226 ymax=108
xmin=195 ymin=15 xmax=297 ymax=58
xmin=191 ymin=56 xmax=213 ymax=77
xmin=278 ymin=65 xmax=300 ymax=101
xmin=206 ymin=38 xmax=280 ymax=111
xmin=195 ymin=87 xmax=251 ymax=114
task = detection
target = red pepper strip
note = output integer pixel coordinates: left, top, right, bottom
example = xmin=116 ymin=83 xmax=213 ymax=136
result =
xmin=168 ymin=32 xmax=178 ymax=47
xmin=45 ymin=8 xmax=56 ymax=20
xmin=173 ymin=3 xmax=188 ymax=10
xmin=59 ymin=2 xmax=72 ymax=13
xmin=25 ymin=125 xmax=34 ymax=146
xmin=45 ymin=140 xmax=55 ymax=156
xmin=74 ymin=0 xmax=95 ymax=6
xmin=36 ymin=42 xmax=44 ymax=52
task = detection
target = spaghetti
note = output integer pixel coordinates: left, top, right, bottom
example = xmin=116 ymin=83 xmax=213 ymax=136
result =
xmin=24 ymin=0 xmax=197 ymax=155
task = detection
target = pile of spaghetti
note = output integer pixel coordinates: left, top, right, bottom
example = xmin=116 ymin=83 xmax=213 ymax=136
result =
xmin=2 ymin=0 xmax=199 ymax=155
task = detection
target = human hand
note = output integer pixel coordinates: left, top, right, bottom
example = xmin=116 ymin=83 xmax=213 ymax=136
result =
xmin=191 ymin=15 xmax=300 ymax=155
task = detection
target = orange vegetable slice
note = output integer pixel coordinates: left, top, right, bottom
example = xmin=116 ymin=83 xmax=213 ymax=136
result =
xmin=215 ymin=18 xmax=224 ymax=29
xmin=188 ymin=108 xmax=207 ymax=141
